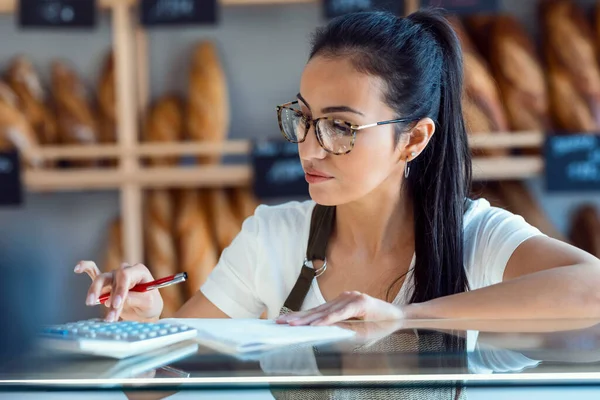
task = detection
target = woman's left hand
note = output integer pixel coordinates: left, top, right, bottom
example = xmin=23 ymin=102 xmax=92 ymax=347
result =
xmin=276 ymin=291 xmax=405 ymax=326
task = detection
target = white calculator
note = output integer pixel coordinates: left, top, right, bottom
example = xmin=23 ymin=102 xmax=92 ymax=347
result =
xmin=40 ymin=319 xmax=198 ymax=359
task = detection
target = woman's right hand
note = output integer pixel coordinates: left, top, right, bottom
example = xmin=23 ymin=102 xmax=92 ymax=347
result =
xmin=74 ymin=261 xmax=164 ymax=322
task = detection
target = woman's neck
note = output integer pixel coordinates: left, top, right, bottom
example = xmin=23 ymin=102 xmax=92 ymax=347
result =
xmin=333 ymin=186 xmax=414 ymax=258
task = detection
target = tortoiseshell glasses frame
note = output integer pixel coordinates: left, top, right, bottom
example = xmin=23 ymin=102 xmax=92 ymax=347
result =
xmin=276 ymin=100 xmax=414 ymax=155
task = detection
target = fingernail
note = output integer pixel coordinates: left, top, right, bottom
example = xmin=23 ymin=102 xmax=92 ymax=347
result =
xmin=106 ymin=311 xmax=116 ymax=322
xmin=86 ymin=294 xmax=95 ymax=306
xmin=74 ymin=265 xmax=81 ymax=272
xmin=112 ymin=295 xmax=122 ymax=308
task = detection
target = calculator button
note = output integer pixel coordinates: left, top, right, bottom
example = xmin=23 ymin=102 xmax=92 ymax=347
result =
xmin=169 ymin=327 xmax=179 ymax=333
xmin=44 ymin=328 xmax=69 ymax=336
xmin=136 ymin=334 xmax=147 ymax=340
xmin=159 ymin=329 xmax=168 ymax=335
xmin=148 ymin=332 xmax=157 ymax=338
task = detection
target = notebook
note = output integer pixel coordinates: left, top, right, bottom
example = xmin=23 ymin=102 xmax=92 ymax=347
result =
xmin=162 ymin=318 xmax=356 ymax=356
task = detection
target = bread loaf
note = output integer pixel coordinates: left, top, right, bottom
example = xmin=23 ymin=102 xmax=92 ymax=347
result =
xmin=448 ymin=16 xmax=508 ymax=156
xmin=464 ymin=15 xmax=495 ymax=59
xmin=51 ymin=61 xmax=99 ymax=166
xmin=228 ymin=186 xmax=259 ymax=225
xmin=495 ymin=180 xmax=565 ymax=241
xmin=97 ymin=51 xmax=117 ymax=165
xmin=0 ymin=82 xmax=42 ymax=168
xmin=5 ymin=56 xmax=58 ymax=146
xmin=487 ymin=15 xmax=550 ymax=132
xmin=103 ymin=217 xmax=123 ymax=274
xmin=187 ymin=41 xmax=230 ymax=164
xmin=570 ymin=205 xmax=600 ymax=257
xmin=176 ymin=190 xmax=218 ymax=299
xmin=143 ymin=95 xmax=184 ymax=166
xmin=470 ymin=181 xmax=507 ymax=209
xmin=547 ymin=59 xmax=598 ymax=132
xmin=145 ymin=190 xmax=183 ymax=317
xmin=205 ymin=189 xmax=242 ymax=254
xmin=541 ymin=0 xmax=600 ymax=132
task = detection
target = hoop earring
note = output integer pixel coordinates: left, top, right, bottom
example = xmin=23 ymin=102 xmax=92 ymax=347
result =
xmin=404 ymin=152 xmax=416 ymax=178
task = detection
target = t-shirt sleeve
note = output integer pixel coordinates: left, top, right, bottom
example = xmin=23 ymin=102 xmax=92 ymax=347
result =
xmin=200 ymin=209 xmax=265 ymax=319
xmin=466 ymin=201 xmax=546 ymax=288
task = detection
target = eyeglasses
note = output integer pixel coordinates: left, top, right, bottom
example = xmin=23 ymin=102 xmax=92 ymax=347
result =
xmin=276 ymin=100 xmax=414 ymax=155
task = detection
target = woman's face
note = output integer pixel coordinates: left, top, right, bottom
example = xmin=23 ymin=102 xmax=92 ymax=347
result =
xmin=297 ymin=55 xmax=407 ymax=206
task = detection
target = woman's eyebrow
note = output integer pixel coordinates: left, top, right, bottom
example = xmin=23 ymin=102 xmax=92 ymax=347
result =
xmin=321 ymin=106 xmax=364 ymax=116
xmin=297 ymin=93 xmax=364 ymax=116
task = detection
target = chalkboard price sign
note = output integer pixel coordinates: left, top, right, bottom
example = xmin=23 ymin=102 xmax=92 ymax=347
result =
xmin=140 ymin=0 xmax=217 ymax=27
xmin=420 ymin=0 xmax=499 ymax=14
xmin=323 ymin=0 xmax=405 ymax=19
xmin=0 ymin=151 xmax=23 ymax=206
xmin=19 ymin=0 xmax=97 ymax=29
xmin=545 ymin=135 xmax=600 ymax=192
xmin=252 ymin=140 xmax=308 ymax=199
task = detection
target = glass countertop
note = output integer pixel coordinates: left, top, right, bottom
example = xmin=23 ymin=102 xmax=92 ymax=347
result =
xmin=2 ymin=318 xmax=600 ymax=393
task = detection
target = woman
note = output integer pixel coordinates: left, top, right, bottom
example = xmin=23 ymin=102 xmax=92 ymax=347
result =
xmin=77 ymin=9 xmax=600 ymax=325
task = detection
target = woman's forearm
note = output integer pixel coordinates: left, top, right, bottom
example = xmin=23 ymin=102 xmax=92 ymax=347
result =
xmin=405 ymin=263 xmax=600 ymax=320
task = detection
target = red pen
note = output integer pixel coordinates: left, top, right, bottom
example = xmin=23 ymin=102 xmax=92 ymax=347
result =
xmin=96 ymin=272 xmax=188 ymax=306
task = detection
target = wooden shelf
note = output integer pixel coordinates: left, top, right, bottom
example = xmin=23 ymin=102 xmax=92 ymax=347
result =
xmin=25 ymin=165 xmax=252 ymax=192
xmin=23 ymin=132 xmax=546 ymax=190
xmin=36 ymin=141 xmax=251 ymax=160
xmin=33 ymin=133 xmax=544 ymax=161
xmin=472 ymin=156 xmax=543 ymax=181
xmin=468 ymin=132 xmax=544 ymax=149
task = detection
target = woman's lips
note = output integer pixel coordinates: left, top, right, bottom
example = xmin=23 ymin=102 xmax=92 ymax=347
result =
xmin=304 ymin=168 xmax=333 ymax=184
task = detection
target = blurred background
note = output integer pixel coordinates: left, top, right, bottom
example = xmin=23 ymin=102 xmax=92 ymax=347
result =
xmin=1 ymin=0 xmax=600 ymax=326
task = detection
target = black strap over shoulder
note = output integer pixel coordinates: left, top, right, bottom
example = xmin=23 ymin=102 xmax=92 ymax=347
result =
xmin=281 ymin=205 xmax=336 ymax=312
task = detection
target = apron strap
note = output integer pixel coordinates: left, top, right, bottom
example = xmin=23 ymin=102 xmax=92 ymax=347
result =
xmin=281 ymin=205 xmax=335 ymax=312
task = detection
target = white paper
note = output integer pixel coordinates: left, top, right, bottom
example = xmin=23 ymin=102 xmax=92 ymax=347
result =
xmin=161 ymin=318 xmax=356 ymax=355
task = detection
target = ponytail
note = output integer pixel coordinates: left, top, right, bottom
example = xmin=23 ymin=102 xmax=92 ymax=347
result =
xmin=405 ymin=10 xmax=472 ymax=303
xmin=310 ymin=8 xmax=472 ymax=304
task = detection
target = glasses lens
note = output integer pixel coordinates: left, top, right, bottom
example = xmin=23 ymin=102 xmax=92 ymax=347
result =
xmin=318 ymin=119 xmax=354 ymax=154
xmin=279 ymin=107 xmax=308 ymax=143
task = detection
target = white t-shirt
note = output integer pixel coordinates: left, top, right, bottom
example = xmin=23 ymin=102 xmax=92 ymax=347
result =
xmin=201 ymin=198 xmax=545 ymax=320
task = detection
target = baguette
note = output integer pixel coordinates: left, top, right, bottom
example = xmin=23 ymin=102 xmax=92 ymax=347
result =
xmin=187 ymin=41 xmax=230 ymax=164
xmin=145 ymin=190 xmax=183 ymax=317
xmin=488 ymin=15 xmax=550 ymax=132
xmin=547 ymin=58 xmax=598 ymax=132
xmin=569 ymin=205 xmax=600 ymax=258
xmin=464 ymin=15 xmax=496 ymax=59
xmin=448 ymin=16 xmax=508 ymax=157
xmin=97 ymin=50 xmax=117 ymax=162
xmin=51 ymin=61 xmax=99 ymax=166
xmin=176 ymin=190 xmax=218 ymax=299
xmin=205 ymin=189 xmax=242 ymax=254
xmin=228 ymin=186 xmax=259 ymax=225
xmin=5 ymin=56 xmax=58 ymax=146
xmin=541 ymin=0 xmax=600 ymax=132
xmin=0 ymin=82 xmax=42 ymax=168
xmin=470 ymin=181 xmax=507 ymax=209
xmin=143 ymin=95 xmax=184 ymax=166
xmin=495 ymin=180 xmax=565 ymax=241
xmin=103 ymin=217 xmax=123 ymax=274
